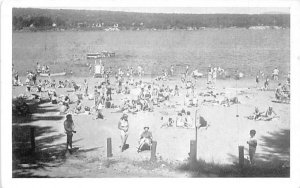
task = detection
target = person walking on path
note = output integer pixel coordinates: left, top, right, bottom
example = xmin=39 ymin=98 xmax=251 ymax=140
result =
xmin=118 ymin=114 xmax=129 ymax=152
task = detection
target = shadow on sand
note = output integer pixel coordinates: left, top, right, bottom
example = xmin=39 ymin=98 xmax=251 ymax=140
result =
xmin=12 ymin=99 xmax=97 ymax=178
xmin=176 ymin=129 xmax=290 ymax=177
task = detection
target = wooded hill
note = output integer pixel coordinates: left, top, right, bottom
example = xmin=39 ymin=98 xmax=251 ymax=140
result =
xmin=12 ymin=8 xmax=290 ymax=31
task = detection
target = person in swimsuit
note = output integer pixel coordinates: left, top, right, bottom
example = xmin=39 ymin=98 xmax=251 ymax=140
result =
xmin=118 ymin=114 xmax=129 ymax=152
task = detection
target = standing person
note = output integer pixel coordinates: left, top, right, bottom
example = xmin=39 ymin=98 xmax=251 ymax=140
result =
xmin=212 ymin=68 xmax=217 ymax=85
xmin=137 ymin=66 xmax=143 ymax=78
xmin=185 ymin=65 xmax=189 ymax=77
xmin=106 ymin=82 xmax=112 ymax=100
xmin=118 ymin=114 xmax=129 ymax=152
xmin=272 ymin=67 xmax=279 ymax=81
xmin=174 ymin=85 xmax=179 ymax=96
xmin=170 ymin=65 xmax=174 ymax=76
xmin=246 ymin=129 xmax=257 ymax=165
xmin=89 ymin=63 xmax=92 ymax=74
xmin=255 ymin=75 xmax=259 ymax=88
xmin=207 ymin=66 xmax=212 ymax=84
xmin=36 ymin=62 xmax=41 ymax=74
xmin=64 ymin=114 xmax=76 ymax=150
xmin=264 ymin=78 xmax=270 ymax=90
xmin=84 ymin=79 xmax=88 ymax=96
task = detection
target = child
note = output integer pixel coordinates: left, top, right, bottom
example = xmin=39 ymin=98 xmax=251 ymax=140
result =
xmin=253 ymin=107 xmax=263 ymax=120
xmin=247 ymin=129 xmax=257 ymax=165
xmin=264 ymin=78 xmax=270 ymax=90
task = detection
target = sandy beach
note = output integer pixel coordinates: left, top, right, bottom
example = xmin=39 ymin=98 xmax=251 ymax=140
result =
xmin=12 ymin=75 xmax=290 ymax=177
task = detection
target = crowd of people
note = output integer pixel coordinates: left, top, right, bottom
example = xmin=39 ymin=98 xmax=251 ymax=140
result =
xmin=12 ymin=62 xmax=289 ymax=164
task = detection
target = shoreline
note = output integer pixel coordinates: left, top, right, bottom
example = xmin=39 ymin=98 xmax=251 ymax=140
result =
xmin=12 ymin=27 xmax=290 ymax=33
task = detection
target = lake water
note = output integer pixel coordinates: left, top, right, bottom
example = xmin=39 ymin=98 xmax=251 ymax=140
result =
xmin=12 ymin=29 xmax=290 ymax=77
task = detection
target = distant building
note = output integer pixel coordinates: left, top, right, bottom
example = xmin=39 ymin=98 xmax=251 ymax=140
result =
xmin=52 ymin=23 xmax=57 ymax=27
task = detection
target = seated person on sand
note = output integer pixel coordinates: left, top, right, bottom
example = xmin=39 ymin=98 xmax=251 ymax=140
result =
xmin=174 ymin=85 xmax=179 ymax=96
xmin=192 ymin=96 xmax=198 ymax=107
xmin=51 ymin=80 xmax=56 ymax=88
xmin=128 ymin=100 xmax=138 ymax=113
xmin=176 ymin=113 xmax=185 ymax=128
xmin=47 ymin=88 xmax=56 ymax=99
xmin=72 ymin=81 xmax=81 ymax=92
xmin=184 ymin=111 xmax=193 ymax=128
xmin=121 ymin=100 xmax=130 ymax=112
xmin=163 ymin=90 xmax=170 ymax=101
xmin=74 ymin=100 xmax=84 ymax=114
xmin=13 ymin=73 xmax=22 ymax=86
xmin=275 ymin=83 xmax=289 ymax=102
xmin=282 ymin=82 xmax=290 ymax=99
xmin=253 ymin=107 xmax=264 ymax=120
xmin=184 ymin=94 xmax=191 ymax=106
xmin=161 ymin=117 xmax=175 ymax=128
xmin=63 ymin=95 xmax=70 ymax=107
xmin=95 ymin=101 xmax=104 ymax=119
xmin=262 ymin=106 xmax=278 ymax=121
xmin=147 ymin=99 xmax=154 ymax=112
xmin=220 ymin=96 xmax=239 ymax=107
xmin=36 ymin=80 xmax=43 ymax=92
xmin=60 ymin=100 xmax=69 ymax=115
xmin=157 ymin=93 xmax=165 ymax=103
xmin=246 ymin=107 xmax=264 ymax=120
xmin=50 ymin=92 xmax=58 ymax=104
xmin=58 ymin=81 xmax=65 ymax=88
xmin=137 ymin=126 xmax=153 ymax=153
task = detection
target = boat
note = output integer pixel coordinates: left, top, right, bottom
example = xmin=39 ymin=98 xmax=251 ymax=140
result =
xmin=40 ymin=72 xmax=66 ymax=77
xmin=87 ymin=51 xmax=115 ymax=59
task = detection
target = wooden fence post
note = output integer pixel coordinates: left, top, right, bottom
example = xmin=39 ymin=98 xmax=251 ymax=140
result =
xmin=30 ymin=127 xmax=35 ymax=153
xmin=107 ymin=138 xmax=112 ymax=157
xmin=150 ymin=141 xmax=157 ymax=161
xmin=239 ymin=145 xmax=244 ymax=167
xmin=190 ymin=140 xmax=197 ymax=164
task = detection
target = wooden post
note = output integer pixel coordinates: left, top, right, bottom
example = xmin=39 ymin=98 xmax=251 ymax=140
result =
xmin=239 ymin=146 xmax=244 ymax=167
xmin=30 ymin=127 xmax=35 ymax=153
xmin=150 ymin=141 xmax=157 ymax=161
xmin=190 ymin=140 xmax=197 ymax=164
xmin=107 ymin=138 xmax=112 ymax=157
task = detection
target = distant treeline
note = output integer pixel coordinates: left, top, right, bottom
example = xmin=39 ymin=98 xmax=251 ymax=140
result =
xmin=12 ymin=8 xmax=290 ymax=31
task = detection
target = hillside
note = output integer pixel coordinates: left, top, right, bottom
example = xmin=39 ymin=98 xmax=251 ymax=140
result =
xmin=12 ymin=8 xmax=290 ymax=31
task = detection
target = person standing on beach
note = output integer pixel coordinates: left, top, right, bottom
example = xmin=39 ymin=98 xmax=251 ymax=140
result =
xmin=64 ymin=114 xmax=76 ymax=150
xmin=118 ymin=114 xmax=129 ymax=152
xmin=246 ymin=129 xmax=257 ymax=165
xmin=255 ymin=75 xmax=259 ymax=88
xmin=84 ymin=79 xmax=88 ymax=96
xmin=170 ymin=65 xmax=174 ymax=76
xmin=272 ymin=67 xmax=279 ymax=81
xmin=264 ymin=78 xmax=270 ymax=90
xmin=212 ymin=68 xmax=217 ymax=85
